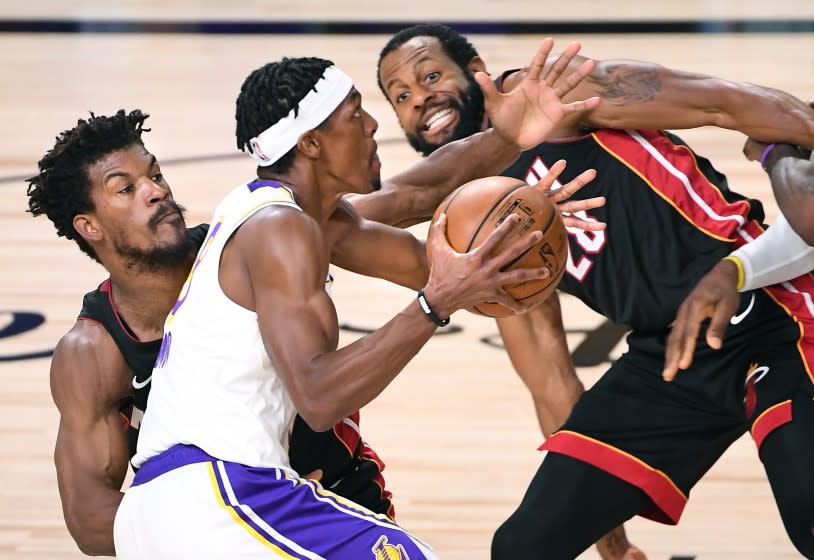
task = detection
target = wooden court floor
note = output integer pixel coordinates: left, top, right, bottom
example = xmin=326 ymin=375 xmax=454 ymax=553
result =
xmin=1 ymin=5 xmax=813 ymax=559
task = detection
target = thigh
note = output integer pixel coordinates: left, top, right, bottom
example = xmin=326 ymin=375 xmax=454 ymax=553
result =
xmin=492 ymin=452 xmax=651 ymax=560
xmin=116 ymin=460 xmax=437 ymax=560
xmin=542 ymin=334 xmax=746 ymax=525
xmin=757 ymin=390 xmax=814 ymax=558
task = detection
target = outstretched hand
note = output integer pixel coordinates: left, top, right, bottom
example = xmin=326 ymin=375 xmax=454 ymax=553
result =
xmin=477 ymin=38 xmax=599 ymax=151
xmin=532 ymin=159 xmax=606 ymax=232
xmin=663 ymin=259 xmax=741 ymax=381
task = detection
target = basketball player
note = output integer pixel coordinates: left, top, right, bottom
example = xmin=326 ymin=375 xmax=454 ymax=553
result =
xmin=26 ymin=110 xmax=394 ymax=555
xmin=27 ymin=42 xmax=600 ymax=556
xmin=110 ymin=43 xmax=603 ymax=558
xmin=376 ymin=24 xmax=814 ymax=559
xmin=665 ymin=138 xmax=814 ymax=377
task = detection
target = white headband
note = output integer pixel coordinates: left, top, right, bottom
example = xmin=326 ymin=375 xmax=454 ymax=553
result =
xmin=247 ymin=65 xmax=354 ymax=166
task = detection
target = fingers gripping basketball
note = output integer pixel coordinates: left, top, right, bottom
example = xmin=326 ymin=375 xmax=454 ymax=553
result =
xmin=430 ymin=176 xmax=567 ymax=318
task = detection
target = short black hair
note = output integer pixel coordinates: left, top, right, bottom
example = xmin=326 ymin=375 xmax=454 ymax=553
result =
xmin=235 ymin=57 xmax=335 ymax=174
xmin=27 ymin=109 xmax=150 ymax=263
xmin=377 ymin=24 xmax=479 ymax=98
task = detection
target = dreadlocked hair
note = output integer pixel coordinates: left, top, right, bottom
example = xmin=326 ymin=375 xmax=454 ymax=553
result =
xmin=377 ymin=24 xmax=479 ymax=99
xmin=26 ymin=109 xmax=150 ymax=263
xmin=235 ymin=57 xmax=335 ymax=174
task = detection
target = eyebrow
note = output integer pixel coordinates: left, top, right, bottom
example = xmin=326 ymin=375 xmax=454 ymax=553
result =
xmin=103 ymin=154 xmax=157 ymax=188
xmin=384 ymin=54 xmax=432 ymax=93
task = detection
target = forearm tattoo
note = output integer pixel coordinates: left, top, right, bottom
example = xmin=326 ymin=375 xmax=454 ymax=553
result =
xmin=586 ymin=65 xmax=662 ymax=105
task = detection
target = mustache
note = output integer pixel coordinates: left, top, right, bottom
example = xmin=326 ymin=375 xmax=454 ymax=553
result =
xmin=148 ymin=200 xmax=186 ymax=230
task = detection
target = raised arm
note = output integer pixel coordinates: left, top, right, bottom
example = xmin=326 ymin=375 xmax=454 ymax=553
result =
xmin=51 ymin=322 xmax=132 ymax=556
xmin=233 ymin=206 xmax=548 ymax=431
xmin=500 ymin=52 xmax=814 ymax=147
xmin=351 ymin=39 xmax=599 ymax=228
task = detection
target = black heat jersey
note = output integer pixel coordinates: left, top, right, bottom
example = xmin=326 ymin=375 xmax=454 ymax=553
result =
xmin=77 ymin=224 xmax=209 ymax=460
xmin=503 ymin=128 xmax=765 ymax=332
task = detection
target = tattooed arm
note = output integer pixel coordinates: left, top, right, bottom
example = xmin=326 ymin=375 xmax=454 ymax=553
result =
xmin=503 ymin=54 xmax=814 ymax=146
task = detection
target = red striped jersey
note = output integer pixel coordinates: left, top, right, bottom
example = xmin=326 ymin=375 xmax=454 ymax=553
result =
xmin=502 ymin=129 xmax=765 ymax=331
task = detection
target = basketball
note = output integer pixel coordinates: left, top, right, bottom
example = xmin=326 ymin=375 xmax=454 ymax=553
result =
xmin=431 ymin=176 xmax=568 ymax=318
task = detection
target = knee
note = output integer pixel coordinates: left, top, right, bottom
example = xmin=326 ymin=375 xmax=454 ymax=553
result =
xmin=491 ymin=518 xmax=515 ymax=559
xmin=786 ymin=527 xmax=814 ymax=559
xmin=492 ymin=515 xmax=558 ymax=560
xmin=492 ymin=517 xmax=525 ymax=560
xmin=779 ymin=500 xmax=814 ymax=558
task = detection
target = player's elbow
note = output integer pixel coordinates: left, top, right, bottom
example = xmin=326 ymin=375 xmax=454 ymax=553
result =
xmin=294 ymin=392 xmax=342 ymax=432
xmin=64 ymin=515 xmax=114 ymax=557
xmin=295 ymin=404 xmax=337 ymax=433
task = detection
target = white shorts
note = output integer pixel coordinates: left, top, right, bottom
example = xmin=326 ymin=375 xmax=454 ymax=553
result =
xmin=114 ymin=445 xmax=437 ymax=560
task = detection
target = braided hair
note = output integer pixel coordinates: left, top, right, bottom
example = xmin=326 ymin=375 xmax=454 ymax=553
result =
xmin=235 ymin=57 xmax=334 ymax=174
xmin=27 ymin=109 xmax=150 ymax=262
xmin=377 ymin=24 xmax=479 ymax=99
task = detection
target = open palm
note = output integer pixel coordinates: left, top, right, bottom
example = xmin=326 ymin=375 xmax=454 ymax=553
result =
xmin=477 ymin=39 xmax=599 ymax=151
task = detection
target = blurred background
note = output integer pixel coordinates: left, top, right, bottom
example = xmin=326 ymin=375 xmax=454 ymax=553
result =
xmin=1 ymin=2 xmax=812 ymax=558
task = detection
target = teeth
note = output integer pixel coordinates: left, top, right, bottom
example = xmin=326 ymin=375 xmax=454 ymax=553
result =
xmin=425 ymin=108 xmax=453 ymax=130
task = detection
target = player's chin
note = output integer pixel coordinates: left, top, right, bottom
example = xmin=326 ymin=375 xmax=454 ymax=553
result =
xmin=421 ymin=118 xmax=458 ymax=145
xmin=158 ymin=218 xmax=187 ymax=244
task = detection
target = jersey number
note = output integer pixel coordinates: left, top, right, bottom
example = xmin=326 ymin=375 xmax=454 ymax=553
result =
xmin=565 ymin=212 xmax=605 ymax=281
xmin=523 ymin=157 xmax=606 ymax=282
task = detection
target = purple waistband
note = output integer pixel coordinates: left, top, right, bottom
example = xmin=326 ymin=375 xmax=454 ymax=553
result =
xmin=132 ymin=444 xmax=215 ymax=487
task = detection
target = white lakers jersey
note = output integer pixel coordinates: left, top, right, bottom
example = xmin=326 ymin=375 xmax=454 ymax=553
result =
xmin=133 ymin=180 xmax=308 ymax=469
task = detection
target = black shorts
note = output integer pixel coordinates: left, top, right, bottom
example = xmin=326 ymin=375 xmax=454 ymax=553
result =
xmin=542 ymin=279 xmax=814 ymax=525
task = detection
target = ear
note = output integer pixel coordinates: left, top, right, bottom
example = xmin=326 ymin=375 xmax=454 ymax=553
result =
xmin=466 ymin=56 xmax=487 ymax=75
xmin=296 ymin=130 xmax=321 ymax=160
xmin=73 ymin=213 xmax=103 ymax=244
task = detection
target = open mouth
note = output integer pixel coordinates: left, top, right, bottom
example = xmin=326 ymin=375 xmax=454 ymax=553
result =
xmin=422 ymin=106 xmax=458 ymax=136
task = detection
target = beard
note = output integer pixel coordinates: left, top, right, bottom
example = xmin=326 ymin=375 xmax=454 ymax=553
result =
xmin=406 ymin=74 xmax=486 ymax=157
xmin=115 ymin=201 xmax=196 ymax=272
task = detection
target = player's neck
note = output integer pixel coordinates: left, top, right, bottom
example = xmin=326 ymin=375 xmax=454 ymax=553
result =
xmin=107 ymin=260 xmax=192 ymax=338
xmin=257 ymin=167 xmax=335 ymax=224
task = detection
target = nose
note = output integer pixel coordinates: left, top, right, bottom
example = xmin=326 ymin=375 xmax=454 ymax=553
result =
xmin=412 ymin=85 xmax=434 ymax=110
xmin=142 ymin=177 xmax=169 ymax=205
xmin=364 ymin=110 xmax=378 ymax=137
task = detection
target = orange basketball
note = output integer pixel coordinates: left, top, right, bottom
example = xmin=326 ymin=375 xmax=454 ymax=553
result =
xmin=431 ymin=176 xmax=568 ymax=318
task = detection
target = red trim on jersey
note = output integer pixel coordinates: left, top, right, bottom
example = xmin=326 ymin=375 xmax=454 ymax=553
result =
xmin=592 ymin=129 xmax=751 ymax=241
xmin=541 ymin=430 xmax=687 ymax=525
xmin=332 ymin=412 xmax=362 ymax=456
xmin=98 ymin=278 xmax=152 ymax=343
xmin=332 ymin=412 xmax=394 ymax=519
xmin=359 ymin=443 xmax=396 ymax=520
xmin=76 ymin=317 xmax=104 ymax=328
xmin=751 ymin=400 xmax=792 ymax=450
xmin=736 ymin=221 xmax=814 ymax=387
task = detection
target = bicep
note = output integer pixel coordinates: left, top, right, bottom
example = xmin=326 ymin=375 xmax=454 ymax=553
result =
xmin=239 ymin=213 xmax=340 ymax=406
xmin=50 ymin=334 xmax=130 ymax=518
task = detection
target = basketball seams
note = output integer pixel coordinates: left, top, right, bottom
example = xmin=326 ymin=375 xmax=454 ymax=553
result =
xmin=435 ymin=176 xmax=566 ymax=318
xmin=464 ymin=181 xmax=528 ymax=252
